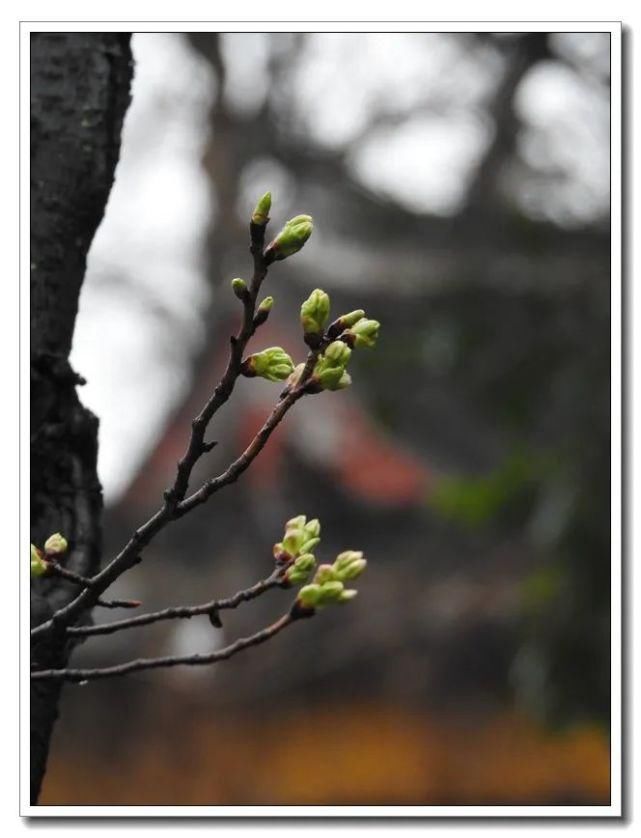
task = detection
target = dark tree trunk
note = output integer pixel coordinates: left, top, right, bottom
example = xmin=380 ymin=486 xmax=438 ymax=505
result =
xmin=30 ymin=32 xmax=133 ymax=804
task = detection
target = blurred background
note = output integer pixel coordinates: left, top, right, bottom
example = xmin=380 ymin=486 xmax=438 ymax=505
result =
xmin=42 ymin=31 xmax=611 ymax=805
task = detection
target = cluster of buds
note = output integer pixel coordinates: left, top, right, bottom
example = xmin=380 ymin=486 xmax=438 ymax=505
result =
xmin=313 ymin=341 xmax=353 ymax=391
xmin=273 ymin=515 xmax=322 ymax=586
xmin=30 ymin=533 xmax=69 ymax=578
xmin=241 ymin=346 xmax=295 ymax=382
xmin=264 ymin=214 xmax=314 ymax=262
xmin=296 ymin=550 xmax=367 ymax=610
xmin=274 ymin=515 xmax=321 ymax=563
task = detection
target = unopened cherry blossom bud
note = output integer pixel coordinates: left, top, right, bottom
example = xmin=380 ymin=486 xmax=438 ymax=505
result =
xmin=242 ymin=347 xmax=295 ymax=382
xmin=231 ymin=277 xmax=249 ymax=301
xmin=251 ymin=191 xmax=272 ymax=226
xmin=265 ymin=215 xmax=313 ymax=262
xmin=30 ymin=544 xmax=48 ymax=578
xmin=284 ymin=553 xmax=317 ymax=586
xmin=44 ymin=533 xmax=68 ymax=558
xmin=344 ymin=318 xmax=380 ymax=349
xmin=301 ymin=289 xmax=330 ymax=337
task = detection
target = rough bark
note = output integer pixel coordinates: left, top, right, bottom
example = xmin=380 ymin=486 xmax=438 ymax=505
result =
xmin=30 ymin=32 xmax=133 ymax=804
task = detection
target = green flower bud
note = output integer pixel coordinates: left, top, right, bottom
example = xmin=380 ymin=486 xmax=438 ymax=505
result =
xmin=298 ymin=584 xmax=322 ymax=609
xmin=277 ymin=515 xmax=322 ymax=562
xmin=335 ymin=558 xmax=367 ymax=581
xmin=265 ymin=216 xmax=313 ymax=261
xmin=301 ymin=289 xmax=331 ymax=336
xmin=294 ymin=553 xmax=317 ymax=572
xmin=243 ymin=347 xmax=295 ymax=382
xmin=335 ymin=371 xmax=352 ymax=390
xmin=44 ymin=533 xmax=68 ymax=557
xmin=317 ymin=579 xmax=345 ymax=605
xmin=30 ymin=544 xmax=48 ymax=578
xmin=285 ymin=214 xmax=312 ymax=228
xmin=322 ymin=340 xmax=352 ymax=368
xmin=338 ymin=589 xmax=358 ymax=603
xmin=231 ymin=277 xmax=248 ymax=300
xmin=333 ymin=550 xmax=364 ymax=573
xmin=314 ymin=563 xmax=337 ymax=585
xmin=253 ymin=296 xmax=274 ymax=327
xmin=285 ymin=552 xmax=317 ymax=585
xmin=316 ymin=366 xmax=347 ymax=391
xmin=304 ymin=518 xmax=321 ymax=539
xmin=286 ymin=515 xmax=307 ymax=530
xmin=251 ymin=191 xmax=272 ymax=226
xmin=299 ymin=536 xmax=320 ymax=555
xmin=339 ymin=310 xmax=365 ymax=329
xmin=312 ymin=341 xmax=353 ymax=391
xmin=283 ymin=530 xmax=303 ymax=555
xmin=345 ymin=318 xmax=380 ymax=349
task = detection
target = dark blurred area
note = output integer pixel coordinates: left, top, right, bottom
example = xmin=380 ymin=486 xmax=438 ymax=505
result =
xmin=44 ymin=31 xmax=611 ymax=805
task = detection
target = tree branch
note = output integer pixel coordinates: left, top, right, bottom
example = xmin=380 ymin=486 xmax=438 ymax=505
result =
xmin=65 ymin=568 xmax=285 ymax=638
xmin=32 ymin=611 xmax=302 ymax=683
xmin=175 ymin=352 xmax=320 ymax=517
xmin=45 ymin=560 xmax=142 ymax=610
xmin=30 ymin=231 xmax=321 ymax=643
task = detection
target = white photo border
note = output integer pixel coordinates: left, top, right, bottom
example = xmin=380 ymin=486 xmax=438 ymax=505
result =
xmin=20 ymin=19 xmax=622 ymax=819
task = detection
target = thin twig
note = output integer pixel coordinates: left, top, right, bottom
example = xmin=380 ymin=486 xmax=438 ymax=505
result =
xmin=46 ymin=561 xmax=141 ymax=610
xmin=96 ymin=598 xmax=142 ymax=610
xmin=31 ymin=612 xmax=298 ymax=683
xmin=45 ymin=561 xmax=93 ymax=588
xmin=175 ymin=358 xmax=320 ymax=517
xmin=66 ymin=569 xmax=284 ymax=638
xmin=167 ymin=221 xmax=271 ymax=508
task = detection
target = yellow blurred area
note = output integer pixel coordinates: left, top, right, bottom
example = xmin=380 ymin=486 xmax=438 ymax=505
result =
xmin=42 ymin=704 xmax=609 ymax=805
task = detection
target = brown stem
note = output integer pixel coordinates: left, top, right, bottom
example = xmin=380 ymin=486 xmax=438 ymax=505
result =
xmin=32 ymin=612 xmax=297 ymax=683
xmin=65 ymin=569 xmax=284 ymax=638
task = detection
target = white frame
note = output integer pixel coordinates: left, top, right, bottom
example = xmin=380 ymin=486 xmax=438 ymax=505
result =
xmin=20 ymin=20 xmax=622 ymax=818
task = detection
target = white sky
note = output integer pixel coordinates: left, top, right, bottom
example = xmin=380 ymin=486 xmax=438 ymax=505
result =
xmin=69 ymin=32 xmax=610 ymax=501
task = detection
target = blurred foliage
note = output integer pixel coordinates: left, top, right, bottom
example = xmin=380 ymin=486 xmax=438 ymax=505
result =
xmin=429 ymin=449 xmax=544 ymax=528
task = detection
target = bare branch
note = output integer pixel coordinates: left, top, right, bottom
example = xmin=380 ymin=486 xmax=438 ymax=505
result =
xmin=46 ymin=560 xmax=141 ymax=610
xmin=65 ymin=568 xmax=285 ymax=638
xmin=175 ymin=352 xmax=320 ymax=517
xmin=32 ymin=611 xmax=301 ymax=683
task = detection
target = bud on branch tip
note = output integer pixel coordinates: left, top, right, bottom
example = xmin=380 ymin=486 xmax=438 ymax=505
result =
xmin=44 ymin=533 xmax=68 ymax=558
xmin=242 ymin=347 xmax=295 ymax=382
xmin=301 ymin=289 xmax=330 ymax=337
xmin=265 ymin=214 xmax=314 ymax=262
xmin=344 ymin=318 xmax=381 ymax=349
xmin=273 ymin=514 xmax=367 ymax=612
xmin=251 ymin=191 xmax=272 ymax=226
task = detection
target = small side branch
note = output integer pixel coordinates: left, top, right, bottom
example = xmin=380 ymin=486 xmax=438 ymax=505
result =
xmin=66 ymin=570 xmax=283 ymax=638
xmin=32 ymin=611 xmax=301 ymax=683
xmin=46 ymin=560 xmax=141 ymax=610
